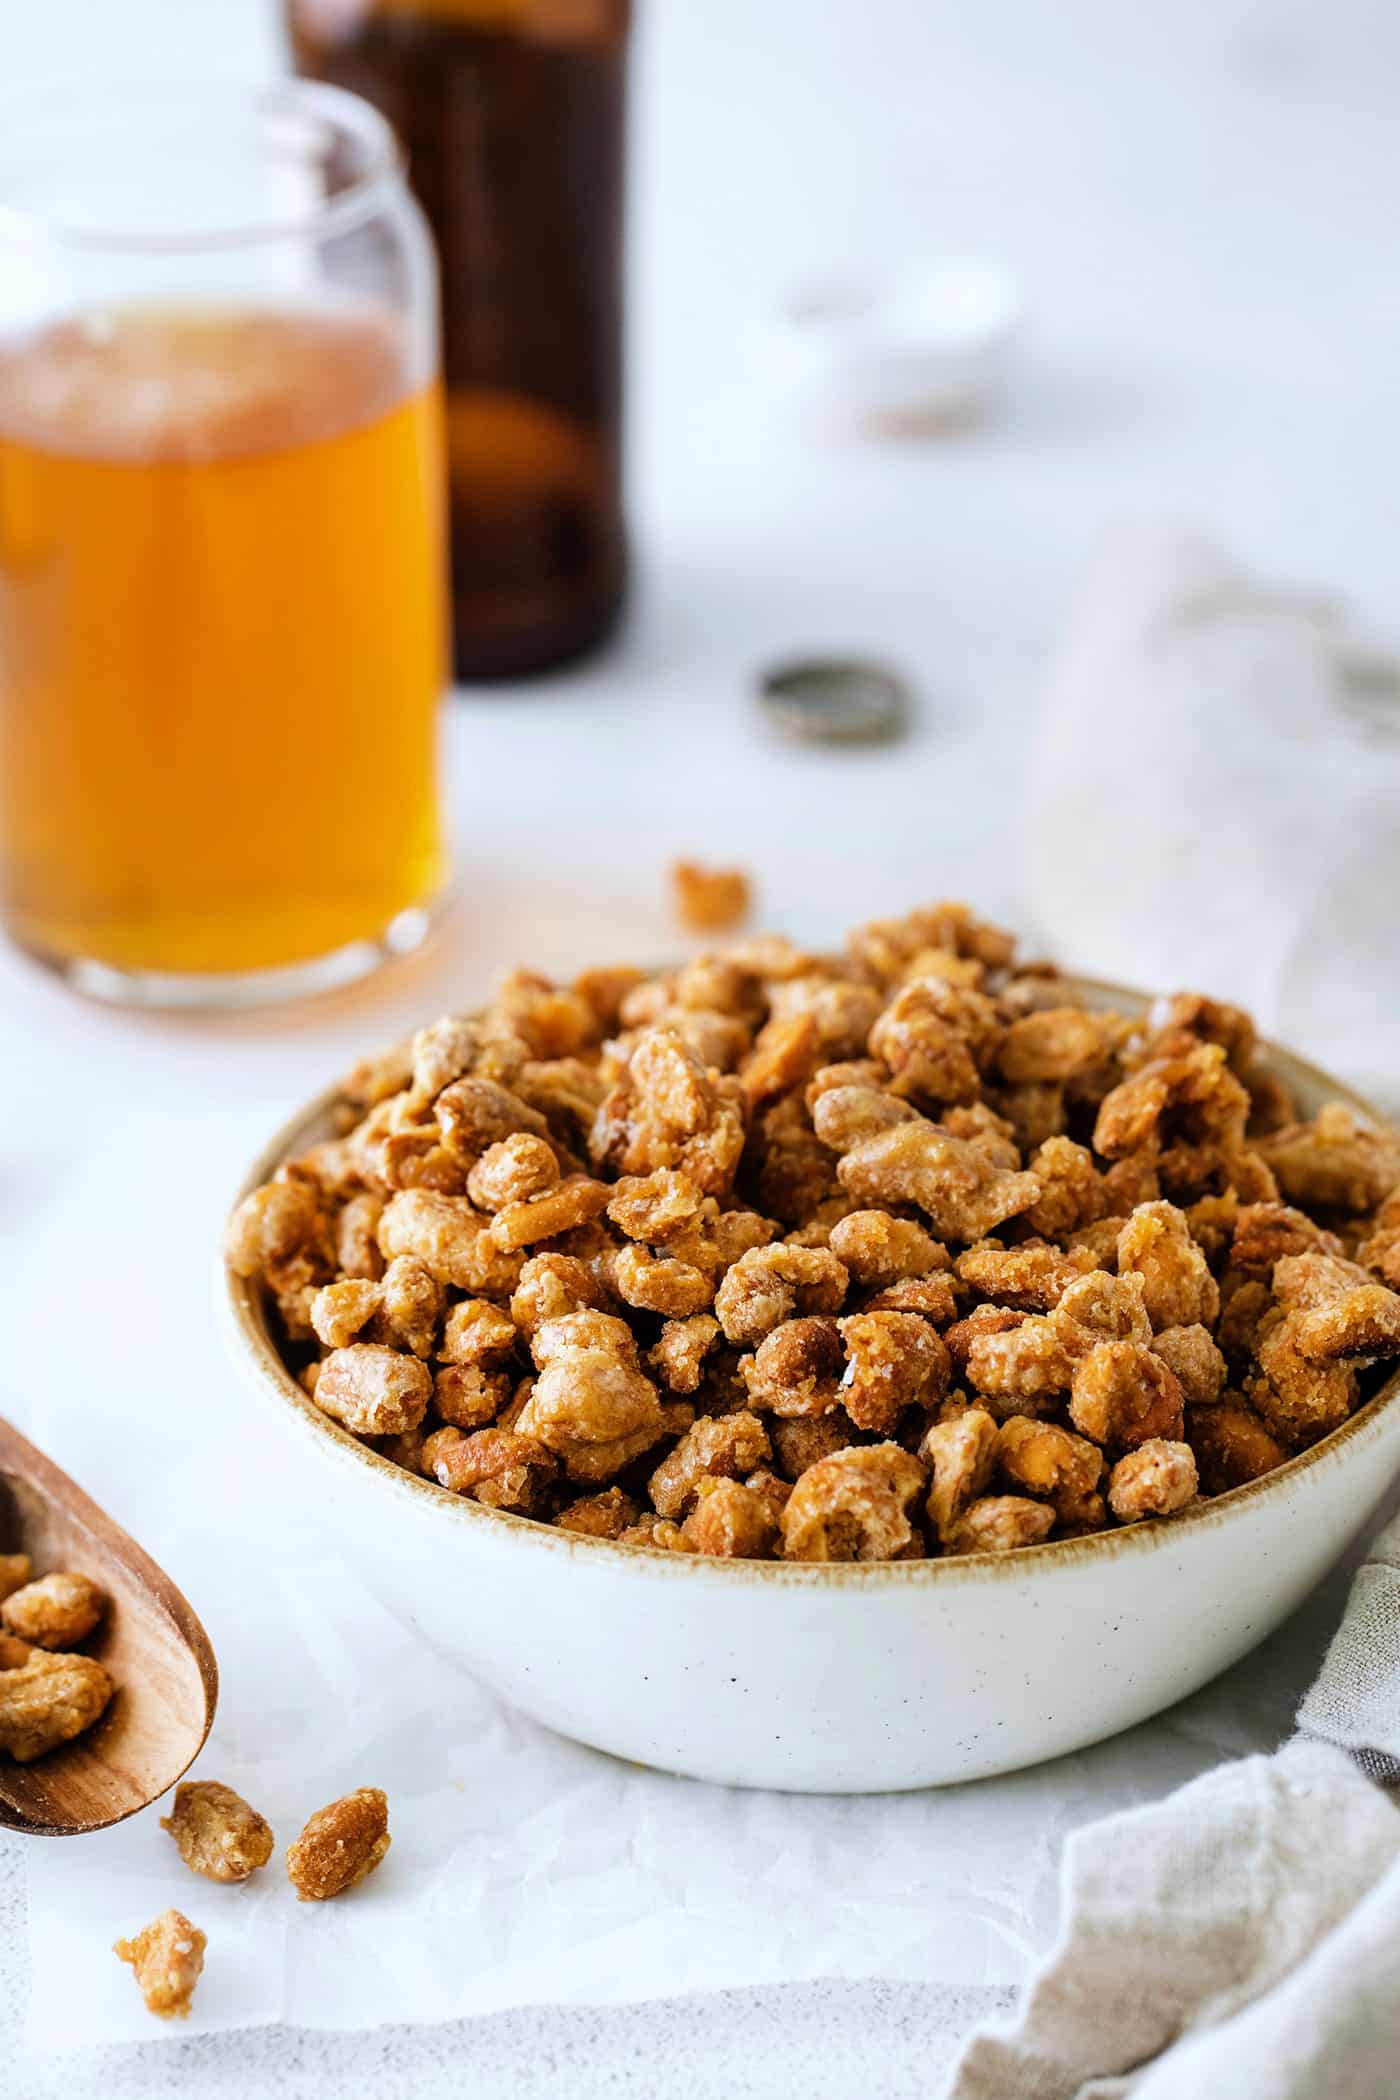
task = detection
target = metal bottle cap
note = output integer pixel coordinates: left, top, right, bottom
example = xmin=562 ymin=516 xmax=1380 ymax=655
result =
xmin=758 ymin=657 xmax=911 ymax=745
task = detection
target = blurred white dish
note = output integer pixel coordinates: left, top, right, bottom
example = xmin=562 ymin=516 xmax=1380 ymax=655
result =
xmin=773 ymin=256 xmax=1023 ymax=430
xmin=220 ymin=982 xmax=1400 ymax=1794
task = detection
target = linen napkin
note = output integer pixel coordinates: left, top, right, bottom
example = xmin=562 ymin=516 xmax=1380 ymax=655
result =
xmin=1024 ymin=523 xmax=1400 ymax=1103
xmin=937 ymin=528 xmax=1400 ymax=2098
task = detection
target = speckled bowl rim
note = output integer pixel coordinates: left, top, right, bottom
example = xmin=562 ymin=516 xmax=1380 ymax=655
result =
xmin=220 ymin=974 xmax=1400 ymax=1588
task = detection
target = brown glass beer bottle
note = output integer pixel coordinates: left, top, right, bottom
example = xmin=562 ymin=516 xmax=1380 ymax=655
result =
xmin=288 ymin=0 xmax=629 ymax=681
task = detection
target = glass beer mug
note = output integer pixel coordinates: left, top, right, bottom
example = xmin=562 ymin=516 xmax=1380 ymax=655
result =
xmin=0 ymin=84 xmax=449 ymax=1004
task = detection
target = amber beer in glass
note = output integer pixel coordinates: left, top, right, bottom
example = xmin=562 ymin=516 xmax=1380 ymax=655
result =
xmin=0 ymin=85 xmax=448 ymax=1004
xmin=288 ymin=0 xmax=629 ymax=681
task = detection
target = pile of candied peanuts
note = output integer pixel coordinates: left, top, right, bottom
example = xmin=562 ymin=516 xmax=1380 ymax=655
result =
xmin=226 ymin=902 xmax=1400 ymax=1564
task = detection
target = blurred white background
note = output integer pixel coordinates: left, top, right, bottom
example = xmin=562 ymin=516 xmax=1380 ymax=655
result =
xmin=3 ymin=2 xmax=1398 ymax=2095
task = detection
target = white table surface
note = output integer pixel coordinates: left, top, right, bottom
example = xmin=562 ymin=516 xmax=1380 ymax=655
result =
xmin=3 ymin=0 xmax=1398 ymax=2092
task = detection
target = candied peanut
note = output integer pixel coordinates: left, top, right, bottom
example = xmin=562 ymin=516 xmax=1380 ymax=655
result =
xmin=1049 ymin=1270 xmax=1153 ymax=1359
xmin=161 ymin=1781 xmax=274 ymax=1883
xmin=311 ymin=1276 xmax=381 ymax=1350
xmin=467 ymin=1133 xmax=561 ymax=1212
xmin=811 ymin=1085 xmax=921 ymax=1151
xmin=1094 ymin=1040 xmax=1249 ymax=1162
xmin=944 ymin=1495 xmax=1055 ymax=1555
xmin=491 ymin=975 xmax=600 ymax=1062
xmin=806 ymin=1059 xmax=886 ymax=1106
xmin=770 ymin=977 xmax=884 ymax=1059
xmin=741 ymin=1014 xmax=821 ymax=1107
xmin=998 ymin=1008 xmax=1110 ymax=1085
xmin=681 ymin=1477 xmax=780 ymax=1558
xmin=225 ymin=1176 xmax=333 ymax=1279
xmin=769 ymin=1410 xmax=861 ymax=1480
xmin=377 ymin=1255 xmax=444 ymax=1358
xmin=997 ymin=1416 xmax=1102 ymax=1512
xmin=1068 ymin=1341 xmax=1185 ymax=1449
xmin=287 ymin=1787 xmax=390 ymax=1901
xmin=530 ymin=1309 xmax=638 ymax=1368
xmin=1149 ymin=992 xmax=1257 ymax=1072
xmin=921 ymin=1406 xmax=998 ymax=1539
xmin=1022 ymin=1137 xmax=1106 ymax=1240
xmin=378 ymin=1190 xmax=504 ymax=1293
xmin=0 ymin=1650 xmax=113 ymax=1760
xmin=0 ymin=1554 xmax=32 ymax=1604
xmin=780 ymin=1442 xmax=926 ymax=1562
xmin=1117 ymin=1202 xmax=1220 ymax=1331
xmin=671 ymin=861 xmax=752 ymax=933
xmin=556 ymin=1487 xmax=639 ymax=1539
xmin=406 ymin=1014 xmax=486 ymax=1106
xmin=114 ymin=1909 xmax=206 ymax=2019
xmin=1108 ymin=1440 xmax=1198 ymax=1522
xmin=1189 ymin=1401 xmax=1289 ymax=1492
xmin=649 ymin=1411 xmax=771 ymax=1519
xmin=606 ymin=1168 xmax=707 ymax=1243
xmin=336 ymin=1191 xmax=386 ymax=1281
xmin=315 ymin=1344 xmax=431 ymax=1436
xmin=1232 ymin=1201 xmax=1345 ymax=1277
xmin=827 ymin=1209 xmax=947 ymax=1288
xmin=865 ymin=1272 xmax=959 ymax=1323
xmin=944 ymin=1304 xmax=1027 ymax=1371
xmin=1 ymin=1572 xmax=104 ymax=1651
xmin=1256 ymin=1104 xmax=1400 ymax=1214
xmin=847 ymin=901 xmax=1014 ymax=985
xmin=966 ymin=1317 xmax=1073 ymax=1410
xmin=435 ymin=1074 xmax=549 ymax=1164
xmin=742 ymin=1317 xmax=845 ymax=1416
xmin=1271 ymin=1251 xmax=1400 ymax=1362
xmin=835 ymin=1121 xmax=1042 ymax=1243
xmin=1151 ymin=1324 xmax=1227 ymax=1406
xmin=715 ymin=1243 xmax=848 ymax=1346
xmin=489 ymin=1174 xmax=611 ymax=1253
xmin=433 ymin=1363 xmax=512 ymax=1430
xmin=591 ymin=1027 xmax=747 ymax=1198
xmin=510 ymin=1253 xmax=612 ymax=1337
xmin=516 ymin=1346 xmax=664 ymax=1483
xmin=440 ymin=1299 xmax=518 ymax=1367
xmin=1248 ymin=1311 xmax=1358 ymax=1447
xmin=613 ymin=1241 xmax=715 ymax=1318
xmin=868 ymin=978 xmax=1003 ymax=1105
xmin=838 ymin=1311 xmax=949 ymax=1433
xmin=423 ymin=1425 xmax=558 ymax=1512
xmin=956 ymin=1237 xmax=1098 ymax=1312
xmin=648 ymin=1314 xmax=722 ymax=1394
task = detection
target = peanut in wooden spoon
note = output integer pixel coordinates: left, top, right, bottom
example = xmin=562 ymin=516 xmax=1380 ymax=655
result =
xmin=0 ymin=1418 xmax=217 ymax=1835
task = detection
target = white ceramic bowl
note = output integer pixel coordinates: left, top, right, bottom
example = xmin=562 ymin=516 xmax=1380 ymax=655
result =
xmin=221 ymin=983 xmax=1400 ymax=1793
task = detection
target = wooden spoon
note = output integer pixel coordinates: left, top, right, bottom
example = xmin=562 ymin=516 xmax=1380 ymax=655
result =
xmin=0 ymin=1419 xmax=217 ymax=1836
